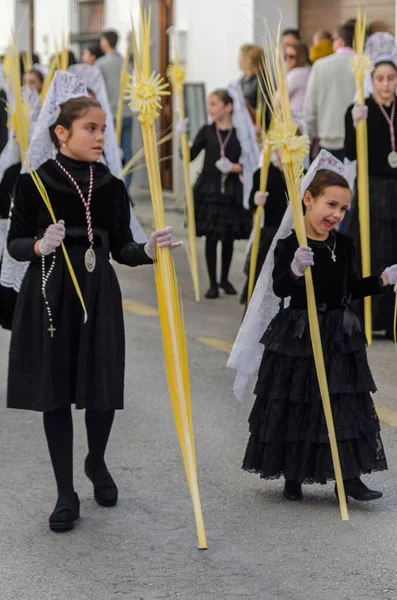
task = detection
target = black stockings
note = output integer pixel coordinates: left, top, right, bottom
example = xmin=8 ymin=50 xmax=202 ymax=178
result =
xmin=205 ymin=238 xmax=234 ymax=285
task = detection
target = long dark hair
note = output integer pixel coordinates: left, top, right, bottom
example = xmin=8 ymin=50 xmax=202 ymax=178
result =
xmin=49 ymin=96 xmax=102 ymax=149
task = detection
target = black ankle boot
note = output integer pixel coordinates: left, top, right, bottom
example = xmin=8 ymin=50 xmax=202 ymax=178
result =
xmin=205 ymin=284 xmax=219 ymax=299
xmin=49 ymin=492 xmax=80 ymax=532
xmin=335 ymin=478 xmax=383 ymax=502
xmin=85 ymin=455 xmax=118 ymax=507
xmin=283 ymin=479 xmax=303 ymax=501
xmin=220 ymin=280 xmax=237 ymax=295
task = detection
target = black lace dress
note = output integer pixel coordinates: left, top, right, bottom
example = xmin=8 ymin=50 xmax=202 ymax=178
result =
xmin=191 ymin=124 xmax=252 ymax=242
xmin=6 ymin=154 xmax=152 ymax=412
xmin=243 ymin=231 xmax=388 ymax=484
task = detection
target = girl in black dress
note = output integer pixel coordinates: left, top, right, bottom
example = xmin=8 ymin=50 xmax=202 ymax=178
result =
xmin=242 ymin=163 xmax=396 ymax=503
xmin=190 ymin=89 xmax=251 ymax=299
xmin=345 ymin=34 xmax=397 ymax=337
xmin=6 ymin=74 xmax=180 ymax=532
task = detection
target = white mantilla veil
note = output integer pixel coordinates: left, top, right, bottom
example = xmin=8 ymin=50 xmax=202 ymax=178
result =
xmin=227 ymin=150 xmax=346 ymax=402
xmin=2 ymin=73 xmax=89 ymax=292
xmin=362 ymin=32 xmax=397 ymax=99
xmin=227 ymin=80 xmax=260 ymax=209
xmin=0 ymin=86 xmax=42 ymax=289
xmin=22 ymin=70 xmax=88 ymax=173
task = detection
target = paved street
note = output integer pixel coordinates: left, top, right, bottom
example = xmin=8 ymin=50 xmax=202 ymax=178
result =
xmin=1 ymin=201 xmax=397 ymax=600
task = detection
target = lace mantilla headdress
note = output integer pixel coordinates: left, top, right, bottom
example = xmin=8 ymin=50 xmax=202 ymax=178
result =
xmin=361 ymin=32 xmax=397 ymax=99
xmin=68 ymin=63 xmax=122 ymax=178
xmin=227 ymin=150 xmax=347 ymax=401
xmin=22 ymin=70 xmax=88 ymax=173
xmin=227 ymin=80 xmax=260 ymax=209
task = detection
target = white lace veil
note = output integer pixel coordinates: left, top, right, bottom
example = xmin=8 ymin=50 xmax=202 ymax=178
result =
xmin=361 ymin=32 xmax=397 ymax=99
xmin=68 ymin=64 xmax=122 ymax=177
xmin=227 ymin=150 xmax=346 ymax=402
xmin=228 ymin=80 xmax=260 ymax=209
xmin=21 ymin=70 xmax=88 ymax=173
xmin=0 ymin=87 xmax=42 ymax=291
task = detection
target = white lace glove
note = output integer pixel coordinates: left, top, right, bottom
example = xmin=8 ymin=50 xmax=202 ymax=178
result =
xmin=383 ymin=264 xmax=397 ymax=286
xmin=144 ymin=226 xmax=183 ymax=260
xmin=39 ymin=220 xmax=66 ymax=255
xmin=291 ymin=246 xmax=314 ymax=277
xmin=352 ymin=104 xmax=368 ymax=128
xmin=175 ymin=118 xmax=189 ymax=133
xmin=254 ymin=191 xmax=269 ymax=206
xmin=215 ymin=157 xmax=233 ymax=174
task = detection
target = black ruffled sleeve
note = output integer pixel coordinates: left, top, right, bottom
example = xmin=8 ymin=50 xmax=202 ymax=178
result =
xmin=189 ymin=126 xmax=208 ymax=162
xmin=272 ymin=236 xmax=304 ymax=298
xmin=108 ymin=178 xmax=153 ymax=267
xmin=345 ymin=235 xmax=383 ymax=298
xmin=7 ymin=173 xmax=41 ymax=262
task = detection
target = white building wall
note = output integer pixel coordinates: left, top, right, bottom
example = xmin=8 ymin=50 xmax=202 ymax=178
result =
xmin=254 ymin=0 xmax=299 ymax=45
xmin=0 ymin=0 xmax=21 ymax=54
xmin=33 ymin=0 xmax=69 ymax=63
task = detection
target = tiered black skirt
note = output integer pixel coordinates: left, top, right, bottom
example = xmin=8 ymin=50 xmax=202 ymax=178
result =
xmin=243 ymin=307 xmax=387 ymax=484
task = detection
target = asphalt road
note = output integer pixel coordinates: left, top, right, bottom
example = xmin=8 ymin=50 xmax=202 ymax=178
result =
xmin=0 ymin=202 xmax=396 ymax=600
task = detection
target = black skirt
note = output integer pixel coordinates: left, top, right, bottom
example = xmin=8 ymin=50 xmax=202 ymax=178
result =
xmin=346 ymin=175 xmax=397 ymax=332
xmin=194 ymin=172 xmax=252 ymax=242
xmin=243 ymin=306 xmax=387 ymax=484
xmin=7 ymin=228 xmax=126 ymax=412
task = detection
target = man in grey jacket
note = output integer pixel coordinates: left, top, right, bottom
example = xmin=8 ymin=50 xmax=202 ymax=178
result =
xmin=97 ymin=30 xmax=133 ymax=191
xmin=303 ymin=22 xmax=356 ymax=161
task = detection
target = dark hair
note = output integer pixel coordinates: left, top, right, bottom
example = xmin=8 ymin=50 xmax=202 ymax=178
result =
xmin=25 ymin=68 xmax=44 ymax=86
xmin=101 ymin=30 xmax=119 ymax=49
xmin=210 ymin=89 xmax=233 ymax=106
xmin=373 ymin=60 xmax=397 ymax=74
xmin=306 ymin=169 xmax=350 ymax=198
xmin=86 ymin=45 xmax=103 ymax=60
xmin=286 ymin=41 xmax=310 ymax=67
xmin=337 ymin=22 xmax=355 ymax=48
xmin=282 ymin=29 xmax=301 ymax=40
xmin=49 ymin=50 xmax=77 ymax=68
xmin=49 ymin=96 xmax=102 ymax=149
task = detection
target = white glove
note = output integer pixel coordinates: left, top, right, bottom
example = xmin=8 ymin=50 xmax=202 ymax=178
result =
xmin=352 ymin=104 xmax=368 ymax=128
xmin=291 ymin=246 xmax=314 ymax=277
xmin=254 ymin=191 xmax=269 ymax=206
xmin=39 ymin=220 xmax=66 ymax=255
xmin=215 ymin=157 xmax=233 ymax=174
xmin=383 ymin=264 xmax=397 ymax=286
xmin=175 ymin=118 xmax=189 ymax=133
xmin=144 ymin=226 xmax=183 ymax=260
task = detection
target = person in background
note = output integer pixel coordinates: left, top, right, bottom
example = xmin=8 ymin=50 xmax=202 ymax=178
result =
xmin=283 ymin=41 xmax=311 ymax=117
xmin=304 ymin=22 xmax=356 ymax=161
xmin=310 ymin=30 xmax=334 ymax=63
xmin=0 ymin=66 xmax=7 ymax=155
xmin=83 ymin=45 xmax=104 ymax=65
xmin=97 ymin=30 xmax=133 ymax=193
xmin=239 ymin=45 xmax=271 ymax=130
xmin=281 ymin=29 xmax=301 ymax=53
xmin=19 ymin=52 xmax=40 ymax=82
xmin=23 ymin=68 xmax=44 ymax=94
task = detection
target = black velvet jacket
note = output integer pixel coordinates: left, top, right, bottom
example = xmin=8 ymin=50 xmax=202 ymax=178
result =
xmin=273 ymin=231 xmax=383 ymax=309
xmin=7 ymin=155 xmax=152 ymax=267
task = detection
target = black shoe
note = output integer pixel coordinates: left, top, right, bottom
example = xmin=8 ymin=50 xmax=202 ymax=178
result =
xmin=335 ymin=478 xmax=383 ymax=502
xmin=49 ymin=492 xmax=80 ymax=532
xmin=283 ymin=479 xmax=303 ymax=501
xmin=204 ymin=284 xmax=219 ymax=299
xmin=220 ymin=280 xmax=237 ymax=295
xmin=85 ymin=455 xmax=118 ymax=507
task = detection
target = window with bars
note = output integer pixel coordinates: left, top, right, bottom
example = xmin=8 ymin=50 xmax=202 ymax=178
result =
xmin=70 ymin=0 xmax=105 ymax=59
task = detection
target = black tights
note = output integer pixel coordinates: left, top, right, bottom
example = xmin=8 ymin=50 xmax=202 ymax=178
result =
xmin=43 ymin=408 xmax=115 ymax=498
xmin=205 ymin=238 xmax=234 ymax=286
